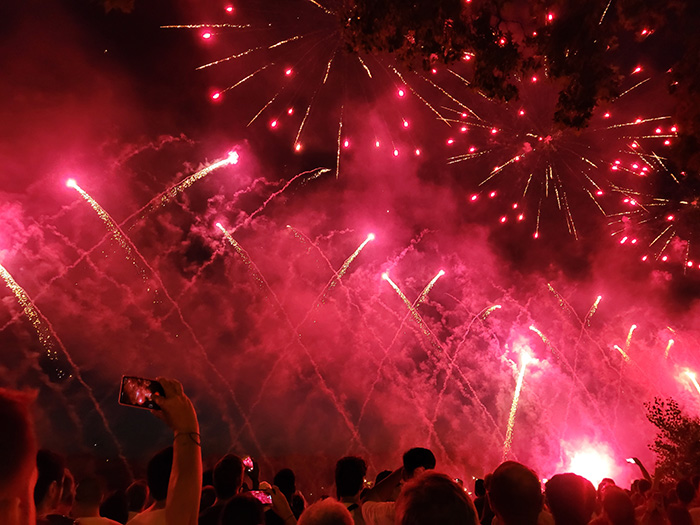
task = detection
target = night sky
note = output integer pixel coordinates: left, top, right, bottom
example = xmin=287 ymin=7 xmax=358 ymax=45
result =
xmin=2 ymin=0 xmax=700 ymax=493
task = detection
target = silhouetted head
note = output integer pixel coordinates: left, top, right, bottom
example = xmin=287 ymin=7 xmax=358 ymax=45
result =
xmin=34 ymin=449 xmax=66 ymax=512
xmin=274 ymin=469 xmax=296 ymax=503
xmin=147 ymin=446 xmax=173 ymax=502
xmin=474 ymin=478 xmax=486 ymax=498
xmin=74 ymin=477 xmax=104 ymax=509
xmin=335 ymin=456 xmax=367 ymax=499
xmin=402 ymin=448 xmax=436 ymax=479
xmin=602 ymin=486 xmax=635 ymax=525
xmin=677 ymin=479 xmax=695 ymax=506
xmin=126 ymin=480 xmax=148 ymax=513
xmin=396 ymin=471 xmax=478 ymax=525
xmin=213 ymin=454 xmax=245 ymax=500
xmin=100 ymin=489 xmax=129 ymax=524
xmin=487 ymin=461 xmax=542 ymax=525
xmin=545 ymin=473 xmax=596 ymax=525
xmin=221 ymin=493 xmax=264 ymax=525
xmin=200 ymin=485 xmax=217 ymax=513
xmin=298 ymin=498 xmax=352 ymax=525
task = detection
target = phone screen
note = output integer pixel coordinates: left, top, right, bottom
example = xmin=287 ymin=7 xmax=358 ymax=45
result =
xmin=243 ymin=456 xmax=254 ymax=470
xmin=248 ymin=490 xmax=272 ymax=506
xmin=118 ymin=376 xmax=165 ymax=410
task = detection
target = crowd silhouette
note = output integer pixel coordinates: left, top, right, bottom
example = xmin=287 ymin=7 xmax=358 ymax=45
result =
xmin=2 ymin=379 xmax=698 ymax=525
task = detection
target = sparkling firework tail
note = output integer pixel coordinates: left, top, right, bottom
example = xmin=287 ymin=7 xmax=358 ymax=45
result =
xmin=0 ymin=263 xmax=133 ymax=477
xmin=217 ymin=224 xmax=372 ymax=457
xmin=69 ymin=182 xmax=245 ymax=452
xmin=503 ymin=355 xmax=530 ymax=460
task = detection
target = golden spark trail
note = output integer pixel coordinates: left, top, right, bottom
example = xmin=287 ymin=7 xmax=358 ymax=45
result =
xmin=67 ymin=180 xmax=145 ymax=275
xmin=0 ymin=263 xmax=132 ymax=474
xmin=416 ymin=270 xmax=445 ymax=306
xmin=357 ymin=56 xmax=372 ymax=78
xmin=221 ymin=65 xmax=271 ymax=95
xmin=503 ymin=354 xmax=531 ymax=460
xmin=161 ymin=23 xmax=250 ymax=29
xmin=196 ymin=47 xmax=262 ymax=70
xmin=585 ymin=296 xmax=603 ymax=326
xmin=327 ymin=233 xmax=375 ymax=292
xmin=335 ymin=106 xmax=344 ymax=178
xmin=151 ymin=152 xmax=238 ymax=211
xmin=613 ymin=344 xmax=631 ymax=363
xmin=322 ymin=52 xmax=336 ymax=84
xmin=665 ymin=339 xmax=675 ymax=359
xmin=626 ymin=324 xmax=637 ymax=353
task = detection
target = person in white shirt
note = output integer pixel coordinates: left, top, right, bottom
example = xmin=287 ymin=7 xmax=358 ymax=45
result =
xmin=72 ymin=477 xmax=121 ymax=525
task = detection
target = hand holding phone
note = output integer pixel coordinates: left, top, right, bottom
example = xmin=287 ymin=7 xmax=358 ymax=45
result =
xmin=249 ymin=490 xmax=272 ymax=506
xmin=119 ymin=376 xmax=165 ymax=410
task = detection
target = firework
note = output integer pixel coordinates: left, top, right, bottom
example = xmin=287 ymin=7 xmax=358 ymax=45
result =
xmin=685 ymin=370 xmax=700 ymax=396
xmin=164 ymin=0 xmax=461 ymax=176
xmin=503 ymin=352 xmax=531 ymax=459
xmin=450 ymin=72 xmax=674 ymax=241
xmin=67 ymin=179 xmax=147 ymax=279
xmin=0 ymin=262 xmax=131 ymax=472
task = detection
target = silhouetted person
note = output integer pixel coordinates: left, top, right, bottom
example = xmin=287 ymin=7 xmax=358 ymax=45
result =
xmin=544 ymin=473 xmax=596 ymax=525
xmin=128 ymin=447 xmax=173 ymax=525
xmin=99 ymin=489 xmax=128 ymax=524
xmin=487 ymin=461 xmax=542 ymax=525
xmin=473 ymin=479 xmax=487 ymax=521
xmin=199 ymin=455 xmax=245 ymax=525
xmin=220 ymin=493 xmax=265 ymax=525
xmin=266 ymin=469 xmax=302 ymax=525
xmin=72 ymin=477 xmax=121 ymax=525
xmin=395 ymin=472 xmax=478 ymax=525
xmin=0 ymin=387 xmax=38 ymax=525
xmin=35 ymin=449 xmax=75 ymax=525
xmin=335 ymin=456 xmax=366 ymax=525
xmin=125 ymin=481 xmax=148 ymax=522
xmin=298 ymin=498 xmax=352 ymax=525
xmin=361 ymin=447 xmax=436 ymax=525
xmin=199 ymin=486 xmax=216 ymax=514
xmin=597 ymin=486 xmax=636 ymax=525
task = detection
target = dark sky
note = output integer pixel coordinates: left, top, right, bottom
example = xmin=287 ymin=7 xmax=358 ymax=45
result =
xmin=1 ymin=0 xmax=700 ymax=493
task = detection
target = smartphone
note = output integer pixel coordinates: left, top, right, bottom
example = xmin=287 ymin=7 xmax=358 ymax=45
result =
xmin=118 ymin=376 xmax=165 ymax=410
xmin=249 ymin=490 xmax=272 ymax=506
xmin=243 ymin=456 xmax=254 ymax=471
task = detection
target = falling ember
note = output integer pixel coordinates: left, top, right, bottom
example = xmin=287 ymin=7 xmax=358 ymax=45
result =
xmin=503 ymin=352 xmax=531 ymax=459
xmin=212 ymin=92 xmax=221 ymax=100
xmin=685 ymin=371 xmax=700 ymax=396
xmin=664 ymin=339 xmax=674 ymax=359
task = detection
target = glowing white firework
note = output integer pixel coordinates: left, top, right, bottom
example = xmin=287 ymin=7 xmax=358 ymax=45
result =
xmin=503 ymin=352 xmax=531 ymax=459
xmin=665 ymin=338 xmax=675 ymax=359
xmin=685 ymin=370 xmax=700 ymax=396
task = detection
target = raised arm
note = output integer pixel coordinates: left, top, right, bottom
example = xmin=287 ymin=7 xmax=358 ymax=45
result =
xmin=154 ymin=378 xmax=202 ymax=525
